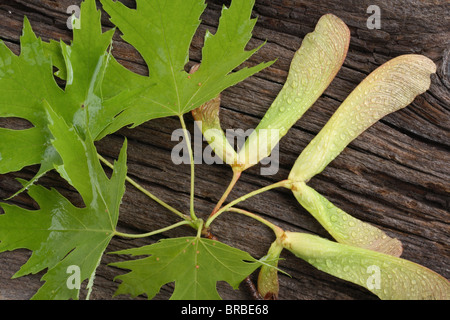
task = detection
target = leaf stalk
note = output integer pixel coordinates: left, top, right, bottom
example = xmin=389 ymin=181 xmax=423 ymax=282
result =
xmin=113 ymin=220 xmax=192 ymax=239
xmin=97 ymin=153 xmax=190 ymax=221
xmin=178 ymin=114 xmax=198 ymax=221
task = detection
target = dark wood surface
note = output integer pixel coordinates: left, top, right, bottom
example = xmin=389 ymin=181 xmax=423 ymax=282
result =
xmin=0 ymin=0 xmax=449 ymax=300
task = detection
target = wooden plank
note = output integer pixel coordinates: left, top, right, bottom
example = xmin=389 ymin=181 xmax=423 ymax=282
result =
xmin=0 ymin=0 xmax=448 ymax=300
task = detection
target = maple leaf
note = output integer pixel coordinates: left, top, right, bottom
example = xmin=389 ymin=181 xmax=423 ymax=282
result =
xmin=110 ymin=236 xmax=262 ymax=300
xmin=0 ymin=111 xmax=128 ymax=299
xmin=0 ymin=0 xmax=126 ymax=196
xmin=96 ymin=0 xmax=274 ymax=139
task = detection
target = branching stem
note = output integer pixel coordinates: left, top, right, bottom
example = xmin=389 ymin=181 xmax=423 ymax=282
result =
xmin=205 ymin=179 xmax=290 ymax=227
xmin=210 ymin=168 xmax=241 ymax=216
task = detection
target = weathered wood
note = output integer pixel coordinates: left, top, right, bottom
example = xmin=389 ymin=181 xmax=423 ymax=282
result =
xmin=0 ymin=0 xmax=448 ymax=300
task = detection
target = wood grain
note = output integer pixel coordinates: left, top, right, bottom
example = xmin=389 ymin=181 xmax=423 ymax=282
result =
xmin=0 ymin=0 xmax=448 ymax=300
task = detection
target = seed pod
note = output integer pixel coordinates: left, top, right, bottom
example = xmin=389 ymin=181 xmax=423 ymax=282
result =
xmin=190 ymin=64 xmax=238 ymax=166
xmin=238 ymin=14 xmax=350 ymax=170
xmin=191 ymin=94 xmax=238 ymax=166
xmin=257 ymin=240 xmax=283 ymax=300
xmin=292 ymin=182 xmax=402 ymax=256
xmin=289 ymin=54 xmax=436 ymax=183
xmin=281 ymin=231 xmax=450 ymax=300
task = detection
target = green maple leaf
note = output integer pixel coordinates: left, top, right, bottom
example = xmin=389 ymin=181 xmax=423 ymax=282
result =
xmin=0 ymin=17 xmax=64 ymax=176
xmin=0 ymin=0 xmax=127 ymax=196
xmin=0 ymin=98 xmax=128 ymax=299
xmin=110 ymin=236 xmax=262 ymax=300
xmin=97 ymin=0 xmax=274 ymax=139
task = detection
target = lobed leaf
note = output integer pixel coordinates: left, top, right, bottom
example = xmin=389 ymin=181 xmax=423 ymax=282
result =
xmin=0 ymin=128 xmax=128 ymax=299
xmin=282 ymin=231 xmax=450 ymax=300
xmin=238 ymin=14 xmax=350 ymax=170
xmin=98 ymin=0 xmax=273 ymax=138
xmin=0 ymin=17 xmax=64 ymax=175
xmin=289 ymin=54 xmax=436 ymax=182
xmin=292 ymin=182 xmax=402 ymax=256
xmin=0 ymin=0 xmax=122 ymax=196
xmin=110 ymin=236 xmax=261 ymax=300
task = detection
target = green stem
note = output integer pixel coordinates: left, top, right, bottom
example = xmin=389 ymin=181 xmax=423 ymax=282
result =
xmin=226 ymin=208 xmax=284 ymax=238
xmin=205 ymin=179 xmax=290 ymax=228
xmin=97 ymin=153 xmax=190 ymax=222
xmin=196 ymin=219 xmax=204 ymax=238
xmin=113 ymin=220 xmax=191 ymax=239
xmin=210 ymin=168 xmax=241 ymax=215
xmin=178 ymin=114 xmax=197 ymax=221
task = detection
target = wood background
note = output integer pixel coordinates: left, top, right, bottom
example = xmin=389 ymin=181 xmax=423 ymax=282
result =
xmin=0 ymin=0 xmax=449 ymax=300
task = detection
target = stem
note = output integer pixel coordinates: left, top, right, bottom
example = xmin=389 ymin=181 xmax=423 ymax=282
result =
xmin=114 ymin=220 xmax=191 ymax=239
xmin=226 ymin=208 xmax=284 ymax=238
xmin=210 ymin=169 xmax=241 ymax=215
xmin=205 ymin=179 xmax=290 ymax=228
xmin=178 ymin=114 xmax=197 ymax=221
xmin=196 ymin=219 xmax=204 ymax=238
xmin=97 ymin=153 xmax=190 ymax=222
